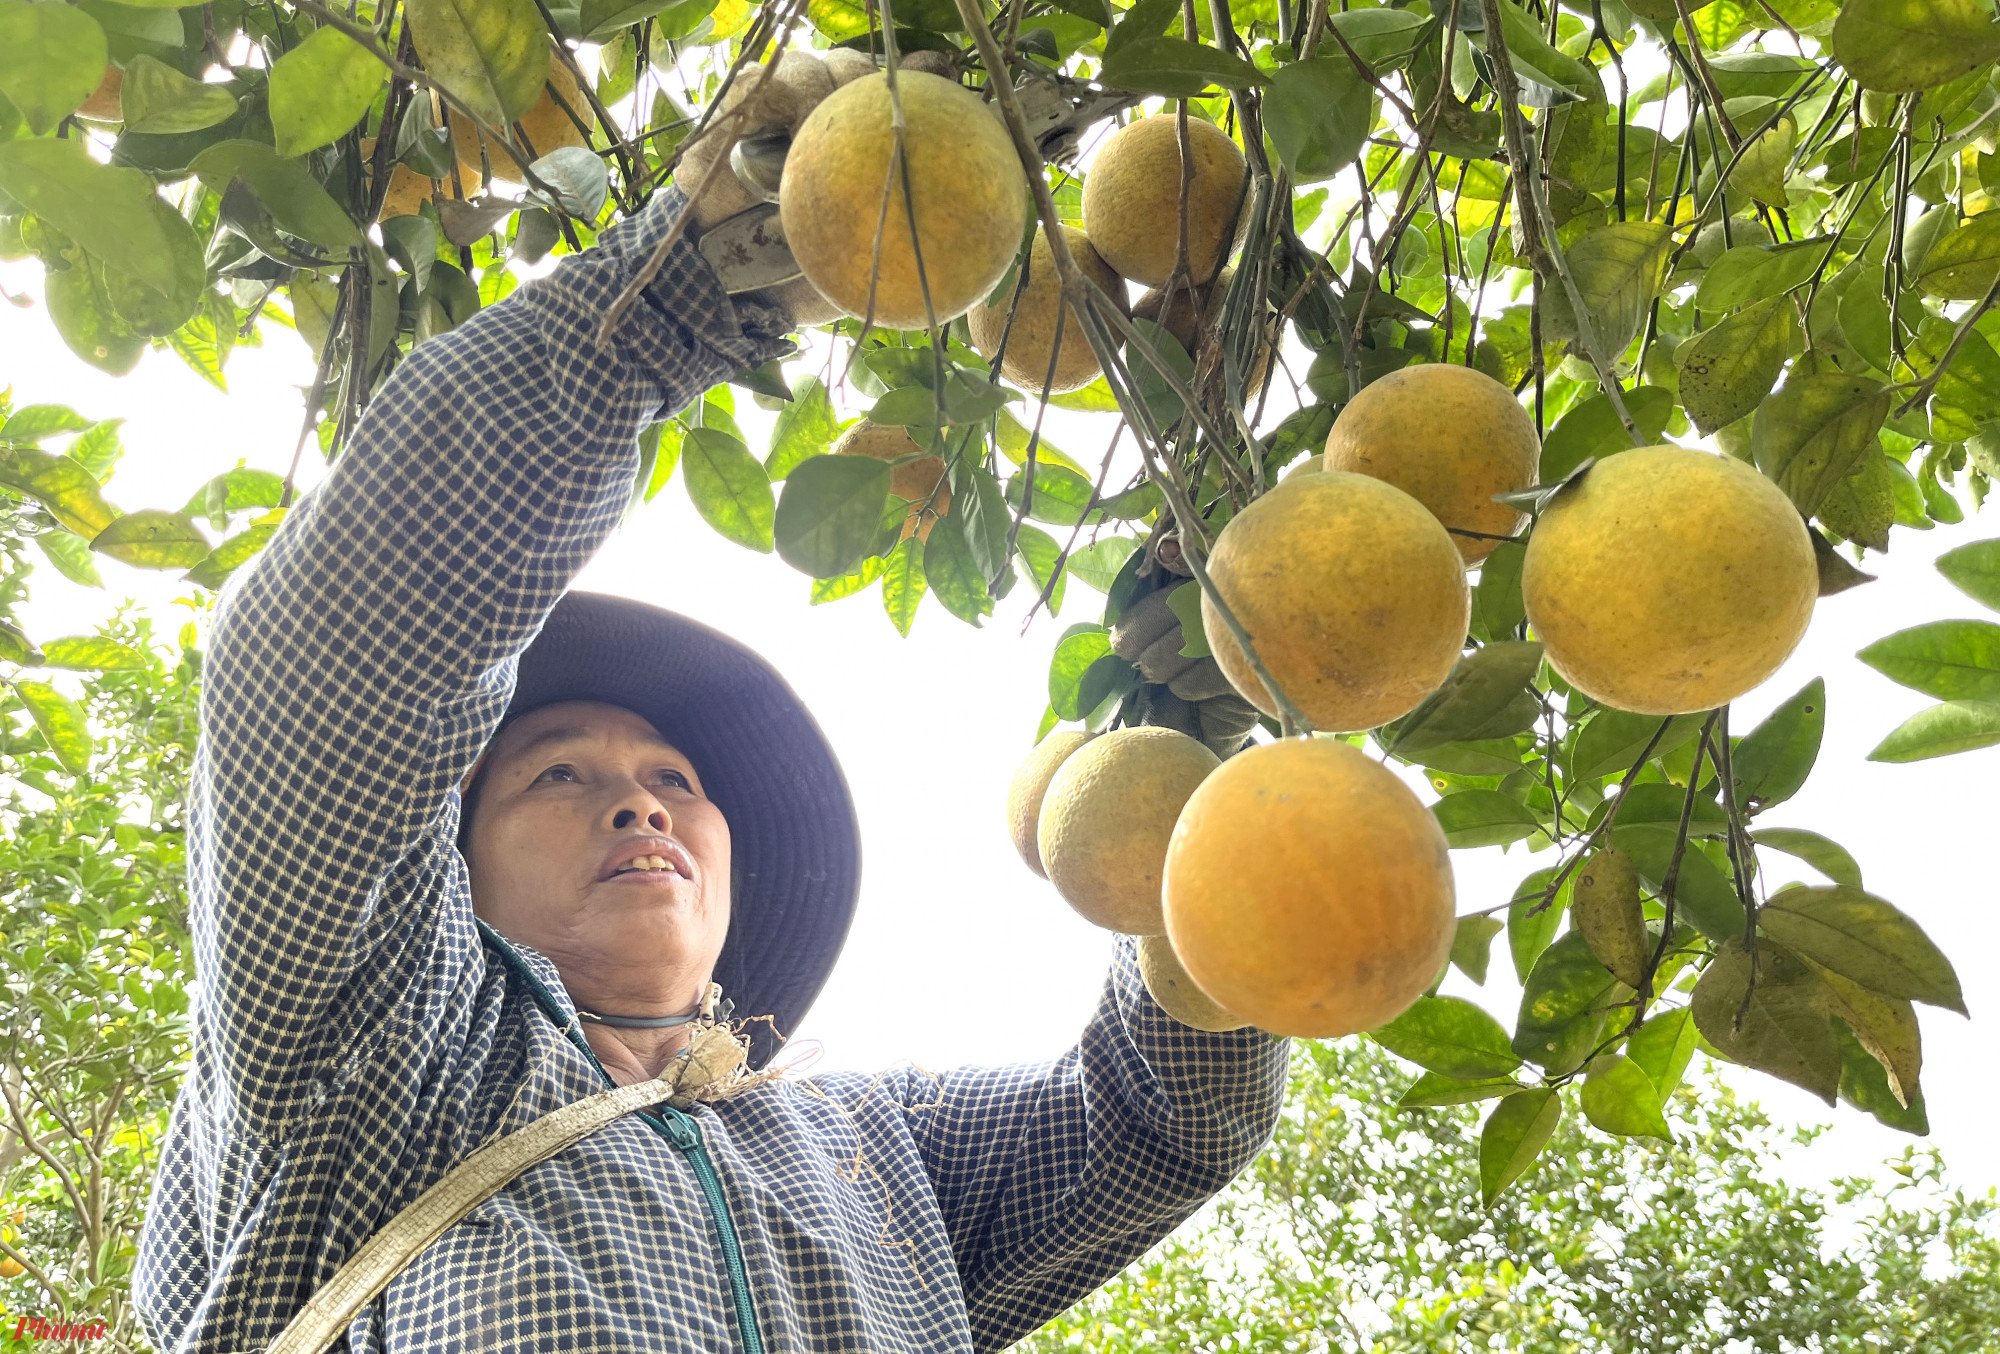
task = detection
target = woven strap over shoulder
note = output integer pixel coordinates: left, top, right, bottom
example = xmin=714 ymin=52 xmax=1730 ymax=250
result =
xmin=255 ymin=1077 xmax=679 ymax=1354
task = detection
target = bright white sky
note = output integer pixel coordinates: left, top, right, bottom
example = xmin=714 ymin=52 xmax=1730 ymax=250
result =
xmin=4 ymin=210 xmax=1998 ymax=1209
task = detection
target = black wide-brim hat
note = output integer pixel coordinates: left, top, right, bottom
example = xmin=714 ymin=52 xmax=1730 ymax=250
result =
xmin=494 ymin=591 xmax=860 ymax=1068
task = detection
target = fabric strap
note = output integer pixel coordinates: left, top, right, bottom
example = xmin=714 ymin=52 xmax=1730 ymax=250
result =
xmin=253 ymin=1076 xmax=678 ymax=1354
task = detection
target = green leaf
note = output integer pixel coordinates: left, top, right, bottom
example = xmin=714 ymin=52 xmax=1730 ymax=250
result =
xmin=1371 ymin=995 xmax=1522 ymax=1080
xmin=1691 ymin=940 xmax=1839 ymax=1105
xmin=89 ymin=509 xmax=209 ymax=569
xmin=64 ymin=420 xmax=124 ymax=482
xmin=809 ymin=553 xmax=885 ymax=605
xmin=0 ymin=405 xmax=90 ymax=443
xmin=881 ymin=536 xmax=926 ymax=636
xmin=1752 ymin=376 xmax=1891 ymax=517
xmin=269 ymin=26 xmax=385 ymax=158
xmin=1581 ymin=1055 xmax=1672 ymax=1140
xmin=1758 ymin=885 xmax=1965 ymax=1013
xmin=1325 ymin=7 xmax=1434 ymax=69
xmin=1513 ymin=930 xmax=1623 ymax=1075
xmin=1627 ymin=1006 xmax=1698 ymax=1100
xmin=1676 ymin=296 xmax=1800 ymax=435
xmin=0 ymin=0 xmax=108 ymax=135
xmin=1867 ymin=698 xmax=2000 ymax=761
xmin=1752 ymin=827 xmax=1863 ymax=889
xmin=1694 ymin=239 xmax=1828 ymax=313
xmin=0 ymin=446 xmax=118 ymax=537
xmin=102 ymin=193 xmax=206 ymax=337
xmin=179 ymin=467 xmax=285 ymax=524
xmin=774 ymin=454 xmax=891 ymax=580
xmin=1164 ymin=580 xmax=1209 ymax=658
xmin=183 ymin=521 xmax=278 ymax=588
xmin=764 ymin=378 xmax=839 ymax=480
xmin=1542 ymin=221 xmax=1673 ymax=359
xmin=0 ymin=617 xmax=33 ymax=665
xmin=1099 ymin=36 xmax=1269 ymax=97
xmin=44 ymin=254 xmax=145 ymax=376
xmin=39 ymin=637 xmax=148 ymax=671
xmin=1916 ymin=213 xmax=2000 ymax=300
xmin=1729 ymin=676 xmax=1824 ymax=810
xmin=1858 ymin=620 xmax=2000 ymax=702
xmin=1451 ymin=914 xmax=1505 ymax=986
xmin=1817 ymin=451 xmax=1898 ymax=553
xmin=1013 ymin=524 xmax=1067 ymax=616
xmin=35 ymin=530 xmax=101 ymax=588
xmin=1508 ymin=866 xmax=1571 ymax=984
xmin=10 ymin=679 xmax=92 ymax=774
xmin=580 ymin=0 xmax=705 ymax=40
xmin=1831 ymin=0 xmax=2000 ymax=95
xmin=1104 ymin=0 xmax=1176 ymax=57
xmin=406 ymin=0 xmax=550 ymax=127
xmin=119 ymin=53 xmax=237 ymax=135
xmin=953 ymin=460 xmax=1013 ymax=584
xmin=1538 ymin=386 xmax=1674 ymax=484
xmin=1610 ymin=824 xmax=1747 ymax=942
xmin=0 ymin=138 xmax=179 ymax=297
xmin=190 ymin=140 xmax=364 ymax=248
xmin=1263 ymin=58 xmax=1374 ymax=183
xmin=1389 ymin=642 xmax=1544 ymax=759
xmin=1479 ymin=1088 xmax=1562 ymax=1205
xmin=923 ymin=515 xmax=993 ymax=626
xmin=868 ymin=386 xmax=948 ymax=429
xmin=1049 ymin=626 xmax=1112 ymax=720
xmin=1935 ymin=537 xmax=2000 ymax=613
xmin=681 ymin=427 xmax=773 ymax=552
xmin=1396 ymin=1071 xmax=1524 ymax=1109
xmin=1067 ymin=536 xmax=1139 ymax=593
xmin=1432 ymin=789 xmax=1543 ymax=849
xmin=529 ymin=146 xmax=609 ymax=220
xmin=1048 ymin=378 xmax=1121 ymax=414
xmin=1834 ymin=1018 xmax=1929 ymax=1133
xmin=1570 ymin=710 xmax=1700 ymax=782
xmin=1813 ymin=963 xmax=1922 ymax=1109
xmin=1007 ymin=461 xmax=1101 ymax=526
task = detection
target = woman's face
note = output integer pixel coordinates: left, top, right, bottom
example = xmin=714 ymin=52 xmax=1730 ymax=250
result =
xmin=463 ymin=700 xmax=732 ymax=1008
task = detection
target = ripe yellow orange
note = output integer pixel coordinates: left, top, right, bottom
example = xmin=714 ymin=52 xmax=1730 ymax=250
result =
xmin=450 ymin=59 xmax=594 ymax=183
xmin=1005 ymin=730 xmax=1092 ymax=877
xmin=0 ymin=1255 xmax=23 ymax=1279
xmin=1037 ymin=726 xmax=1221 ymax=935
xmin=1163 ymin=737 xmax=1456 ymax=1038
xmin=1522 ymin=447 xmax=1816 ymax=715
xmin=1083 ymin=114 xmax=1247 ymax=287
xmin=1201 ymin=473 xmax=1470 ymax=733
xmin=1137 ymin=934 xmax=1250 ymax=1032
xmin=831 ymin=421 xmax=950 ymax=541
xmin=780 ymin=71 xmax=1028 ymax=329
xmin=1324 ymin=363 xmax=1541 ymax=566
xmin=965 ymin=225 xmax=1121 ymax=394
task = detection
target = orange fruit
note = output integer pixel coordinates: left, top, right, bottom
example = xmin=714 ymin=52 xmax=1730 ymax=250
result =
xmin=450 ymin=59 xmax=594 ymax=182
xmin=1522 ymin=446 xmax=1816 ymax=715
xmin=780 ymin=71 xmax=1028 ymax=328
xmin=77 ymin=65 xmax=121 ymax=122
xmin=1005 ymin=730 xmax=1092 ymax=877
xmin=1137 ymin=934 xmax=1250 ymax=1032
xmin=1163 ymin=737 xmax=1456 ymax=1038
xmin=1323 ymin=363 xmax=1542 ymax=566
xmin=1083 ymin=114 xmax=1247 ymax=287
xmin=965 ymin=224 xmax=1121 ymax=394
xmin=1201 ymin=473 xmax=1470 ymax=733
xmin=1037 ymin=726 xmax=1220 ymax=935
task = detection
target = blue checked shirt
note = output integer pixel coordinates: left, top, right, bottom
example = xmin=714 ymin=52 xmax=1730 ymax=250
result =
xmin=132 ymin=189 xmax=1290 ymax=1354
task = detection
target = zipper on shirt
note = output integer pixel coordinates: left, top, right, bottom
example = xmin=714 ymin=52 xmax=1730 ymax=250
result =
xmin=477 ymin=921 xmax=766 ymax=1354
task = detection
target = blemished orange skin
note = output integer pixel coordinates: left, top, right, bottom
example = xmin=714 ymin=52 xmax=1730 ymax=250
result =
xmin=450 ymin=60 xmax=594 ymax=182
xmin=832 ymin=421 xmax=950 ymax=542
xmin=1522 ymin=446 xmax=1817 ymax=716
xmin=1201 ymin=472 xmax=1470 ymax=733
xmin=1323 ymin=363 xmax=1541 ymax=566
xmin=780 ymin=71 xmax=1027 ymax=329
xmin=1163 ymin=738 xmax=1457 ymax=1039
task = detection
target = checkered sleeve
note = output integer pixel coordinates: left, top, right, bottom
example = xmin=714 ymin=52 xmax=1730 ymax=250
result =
xmin=898 ymin=936 xmax=1289 ymax=1352
xmin=191 ymin=190 xmax=793 ymax=1132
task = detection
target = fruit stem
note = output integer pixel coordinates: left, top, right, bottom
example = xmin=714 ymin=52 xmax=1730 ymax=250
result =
xmin=948 ymin=0 xmax=1313 ymax=738
xmin=1475 ymin=0 xmax=1638 ymax=442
